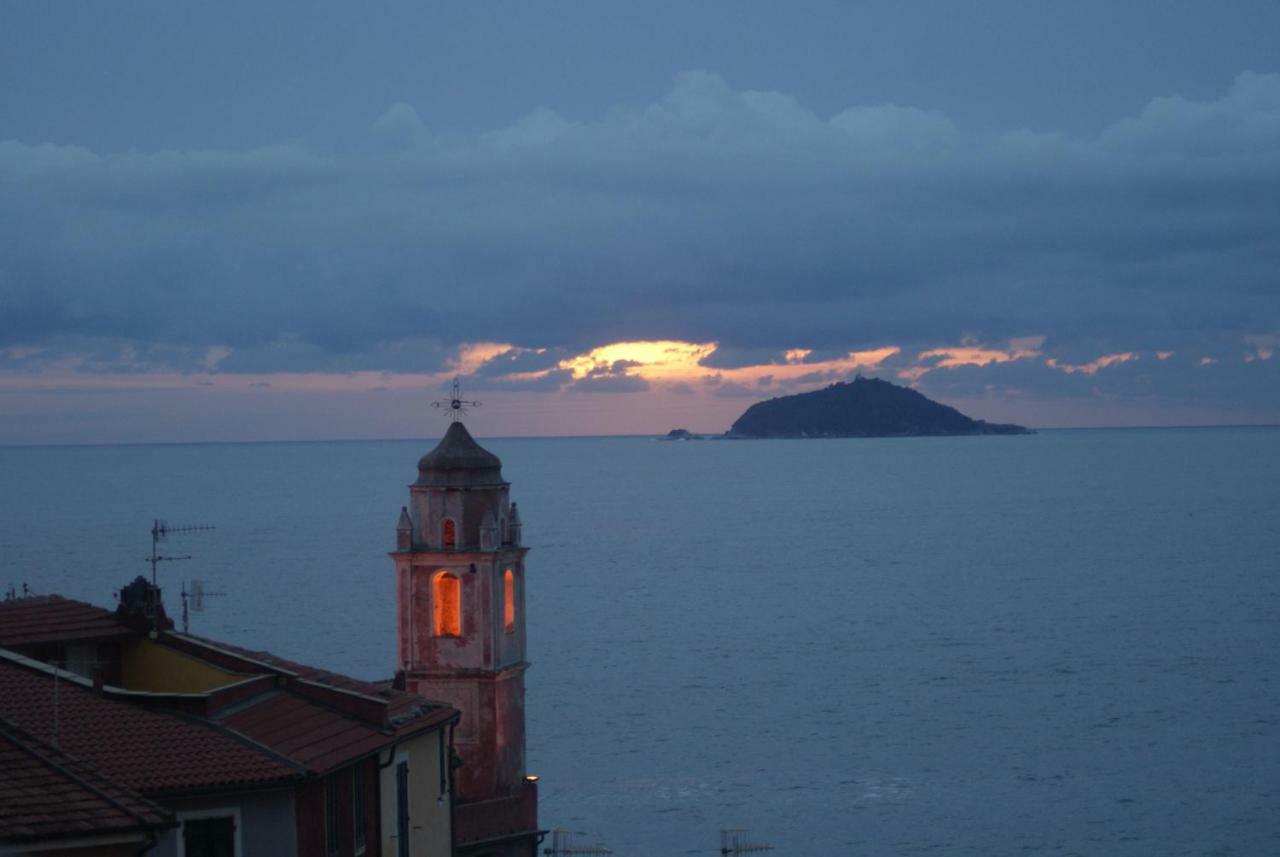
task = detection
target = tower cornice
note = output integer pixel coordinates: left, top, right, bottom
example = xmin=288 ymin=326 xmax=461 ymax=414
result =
xmin=404 ymin=662 xmax=530 ymax=682
xmin=389 ymin=547 xmax=531 ymax=560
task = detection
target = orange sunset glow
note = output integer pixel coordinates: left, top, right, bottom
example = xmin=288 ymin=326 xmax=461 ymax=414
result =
xmin=1 ymin=334 xmax=1264 ymax=444
xmin=1046 ymin=353 xmax=1138 ymax=375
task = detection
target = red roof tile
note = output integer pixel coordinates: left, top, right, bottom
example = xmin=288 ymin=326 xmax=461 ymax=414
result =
xmin=167 ymin=635 xmax=460 ymax=740
xmin=0 ymin=717 xmax=174 ymax=844
xmin=0 ymin=596 xmax=132 ymax=647
xmin=385 ymin=688 xmax=459 ymax=735
xmin=0 ymin=656 xmax=301 ymax=794
xmin=175 ymin=633 xmax=387 ymax=696
xmin=0 ymin=592 xmax=459 ymax=784
xmin=219 ymin=691 xmax=392 ymax=775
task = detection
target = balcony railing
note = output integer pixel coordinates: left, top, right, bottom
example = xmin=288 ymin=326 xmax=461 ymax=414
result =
xmin=454 ymin=779 xmax=539 ymax=846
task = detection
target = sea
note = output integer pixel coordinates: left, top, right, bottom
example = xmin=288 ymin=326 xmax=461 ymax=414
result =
xmin=2 ymin=428 xmax=1278 ymax=857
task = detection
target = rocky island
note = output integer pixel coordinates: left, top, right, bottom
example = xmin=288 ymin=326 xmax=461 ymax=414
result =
xmin=726 ymin=377 xmax=1032 ymax=438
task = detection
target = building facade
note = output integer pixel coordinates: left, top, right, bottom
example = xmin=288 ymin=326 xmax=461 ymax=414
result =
xmin=0 ymin=590 xmax=459 ymax=857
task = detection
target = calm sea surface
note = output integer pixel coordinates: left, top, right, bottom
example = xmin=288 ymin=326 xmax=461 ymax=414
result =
xmin=2 ymin=428 xmax=1278 ymax=856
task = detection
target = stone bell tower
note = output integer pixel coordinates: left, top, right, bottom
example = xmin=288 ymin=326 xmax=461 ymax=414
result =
xmin=392 ymin=420 xmax=538 ymax=855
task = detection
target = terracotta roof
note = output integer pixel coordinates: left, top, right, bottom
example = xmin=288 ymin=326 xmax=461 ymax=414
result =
xmin=0 ymin=592 xmax=459 ymax=786
xmin=384 ymin=687 xmax=458 ymax=734
xmin=0 ymin=595 xmax=133 ymax=647
xmin=174 ymin=633 xmax=387 ymax=697
xmin=0 ymin=717 xmax=174 ymax=845
xmin=219 ymin=691 xmax=392 ymax=774
xmin=0 ymin=656 xmax=301 ymax=794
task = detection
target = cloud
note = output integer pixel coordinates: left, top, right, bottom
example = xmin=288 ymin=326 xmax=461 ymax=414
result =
xmin=471 ymin=347 xmax=566 ymax=377
xmin=710 ymin=381 xmax=766 ymax=398
xmin=1 ymin=71 xmax=1279 ymax=416
xmin=467 ymin=368 xmax=573 ymax=392
xmin=902 ymin=336 xmax=1046 ymax=381
xmin=699 ymin=346 xmax=793 ymax=370
xmin=1245 ymin=334 xmax=1276 ymax=362
xmin=570 ymin=373 xmax=650 ymax=394
xmin=1046 ymin=352 xmax=1138 ymax=375
xmin=371 ymin=103 xmax=431 ymax=152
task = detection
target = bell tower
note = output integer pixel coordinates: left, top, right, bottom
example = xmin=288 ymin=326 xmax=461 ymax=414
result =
xmin=392 ymin=420 xmax=538 ymax=854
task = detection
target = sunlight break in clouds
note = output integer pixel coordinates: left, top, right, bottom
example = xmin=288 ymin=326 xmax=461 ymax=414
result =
xmin=899 ymin=336 xmax=1045 ymax=382
xmin=481 ymin=340 xmax=900 ymax=390
xmin=560 ymin=341 xmax=719 ymax=382
xmin=711 ymin=347 xmax=900 ymax=388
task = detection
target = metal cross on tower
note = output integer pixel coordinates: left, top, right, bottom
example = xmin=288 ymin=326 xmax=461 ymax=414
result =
xmin=431 ymin=376 xmax=480 ymax=422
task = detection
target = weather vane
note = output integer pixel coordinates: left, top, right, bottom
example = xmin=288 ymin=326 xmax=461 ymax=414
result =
xmin=431 ymin=377 xmax=480 ymax=422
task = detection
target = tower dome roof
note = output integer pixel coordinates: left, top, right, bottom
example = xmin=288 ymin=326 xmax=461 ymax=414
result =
xmin=415 ymin=422 xmax=505 ymax=487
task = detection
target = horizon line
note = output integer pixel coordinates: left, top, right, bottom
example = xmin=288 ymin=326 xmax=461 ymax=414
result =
xmin=3 ymin=422 xmax=1279 ymax=450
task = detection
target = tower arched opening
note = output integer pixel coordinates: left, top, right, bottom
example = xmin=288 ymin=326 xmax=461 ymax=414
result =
xmin=433 ymin=571 xmax=461 ymax=637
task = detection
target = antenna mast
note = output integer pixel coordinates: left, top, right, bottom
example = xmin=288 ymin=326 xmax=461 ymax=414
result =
xmin=181 ymin=578 xmax=226 ymax=634
xmin=146 ymin=519 xmax=214 ymax=586
xmin=720 ymin=829 xmax=774 ymax=856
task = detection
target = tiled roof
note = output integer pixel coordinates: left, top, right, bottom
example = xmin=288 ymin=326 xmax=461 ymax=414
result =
xmin=219 ymin=691 xmax=393 ymax=774
xmin=0 ymin=717 xmax=174 ymax=844
xmin=384 ymin=687 xmax=458 ymax=734
xmin=0 ymin=591 xmax=459 ymax=786
xmin=0 ymin=657 xmax=301 ymax=794
xmin=175 ymin=633 xmax=386 ymax=697
xmin=171 ymin=634 xmax=460 ymax=736
xmin=0 ymin=595 xmax=133 ymax=647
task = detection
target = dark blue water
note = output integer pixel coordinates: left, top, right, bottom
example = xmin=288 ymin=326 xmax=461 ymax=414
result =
xmin=3 ymin=429 xmax=1278 ymax=856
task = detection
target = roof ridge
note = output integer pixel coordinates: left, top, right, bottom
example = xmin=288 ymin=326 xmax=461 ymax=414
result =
xmin=165 ymin=632 xmax=392 ymax=703
xmin=0 ymin=647 xmax=97 ymax=687
xmin=165 ymin=633 xmax=302 ymax=679
xmin=159 ymin=704 xmax=311 ymax=781
xmin=213 ymin=686 xmax=391 ymax=775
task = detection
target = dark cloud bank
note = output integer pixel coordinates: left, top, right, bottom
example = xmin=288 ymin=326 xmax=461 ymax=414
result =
xmin=1 ymin=71 xmax=1277 ymax=414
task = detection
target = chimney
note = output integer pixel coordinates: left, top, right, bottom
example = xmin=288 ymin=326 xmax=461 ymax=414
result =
xmin=115 ymin=576 xmax=174 ymax=633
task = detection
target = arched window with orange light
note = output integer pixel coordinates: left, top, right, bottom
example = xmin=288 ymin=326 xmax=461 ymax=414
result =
xmin=503 ymin=569 xmax=516 ymax=633
xmin=441 ymin=518 xmax=457 ymax=550
xmin=433 ymin=571 xmax=461 ymax=637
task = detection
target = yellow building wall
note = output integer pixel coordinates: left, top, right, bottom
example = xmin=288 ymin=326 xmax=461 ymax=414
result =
xmin=380 ymin=728 xmax=453 ymax=857
xmin=120 ymin=639 xmax=246 ymax=692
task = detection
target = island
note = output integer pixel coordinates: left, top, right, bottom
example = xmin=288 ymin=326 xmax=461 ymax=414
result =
xmin=726 ymin=377 xmax=1032 ymax=438
xmin=663 ymin=428 xmax=703 ymax=440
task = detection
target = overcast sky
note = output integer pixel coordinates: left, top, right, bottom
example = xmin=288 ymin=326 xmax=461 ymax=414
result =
xmin=2 ymin=1 xmax=1278 ymax=443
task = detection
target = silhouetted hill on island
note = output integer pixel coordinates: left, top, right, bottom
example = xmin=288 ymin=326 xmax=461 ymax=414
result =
xmin=727 ymin=377 xmax=1032 ymax=438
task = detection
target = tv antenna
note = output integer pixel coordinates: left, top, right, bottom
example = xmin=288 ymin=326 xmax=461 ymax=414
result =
xmin=3 ymin=583 xmax=31 ymax=601
xmin=146 ymin=519 xmax=214 ymax=586
xmin=720 ymin=829 xmax=774 ymax=855
xmin=542 ymin=828 xmax=612 ymax=857
xmin=181 ymin=579 xmax=226 ymax=634
xmin=49 ymin=655 xmax=110 ymax=748
xmin=431 ymin=377 xmax=480 ymax=422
